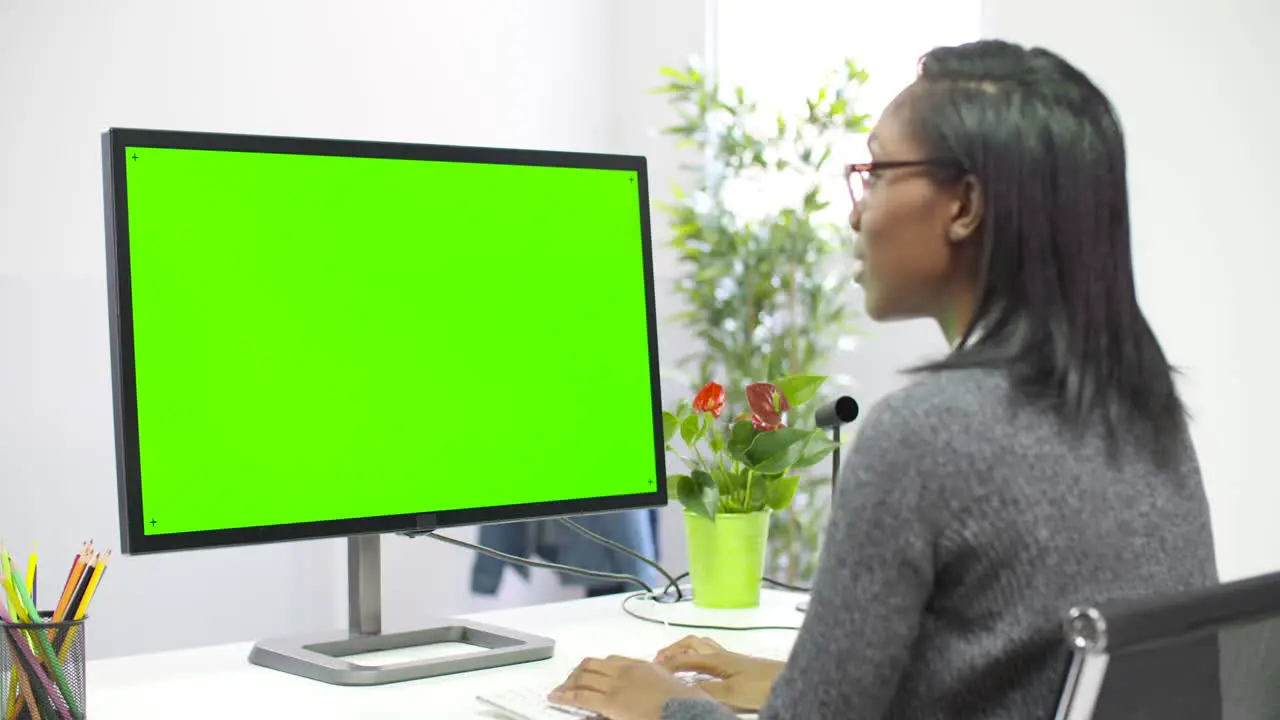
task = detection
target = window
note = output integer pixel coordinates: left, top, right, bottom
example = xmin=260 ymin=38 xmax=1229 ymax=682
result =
xmin=713 ymin=0 xmax=982 ymax=217
xmin=715 ymin=1 xmax=983 ymax=125
xmin=710 ymin=0 xmax=982 ymax=390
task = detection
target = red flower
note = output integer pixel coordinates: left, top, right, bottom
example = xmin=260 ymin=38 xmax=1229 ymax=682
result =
xmin=692 ymin=382 xmax=726 ymax=419
xmin=746 ymin=382 xmax=790 ymax=432
xmin=751 ymin=414 xmax=788 ymax=432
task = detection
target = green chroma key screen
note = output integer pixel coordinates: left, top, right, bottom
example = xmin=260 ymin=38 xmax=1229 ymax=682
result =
xmin=121 ymin=144 xmax=659 ymax=536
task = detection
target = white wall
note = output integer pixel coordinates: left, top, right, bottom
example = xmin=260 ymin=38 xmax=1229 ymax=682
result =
xmin=981 ymin=0 xmax=1280 ymax=582
xmin=0 ymin=0 xmax=705 ymax=659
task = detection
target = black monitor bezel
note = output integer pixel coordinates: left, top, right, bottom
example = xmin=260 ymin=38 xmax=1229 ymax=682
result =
xmin=101 ymin=127 xmax=667 ymax=555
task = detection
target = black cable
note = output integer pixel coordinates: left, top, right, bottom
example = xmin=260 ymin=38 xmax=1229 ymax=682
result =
xmin=620 ymin=592 xmax=802 ymax=632
xmin=559 ymin=518 xmax=684 ymax=602
xmin=663 ymin=571 xmax=690 ymax=598
xmin=763 ymin=577 xmax=811 ymax=593
xmin=657 ymin=572 xmax=808 ymax=601
xmin=411 ymin=527 xmax=807 ymax=607
xmin=413 ymin=530 xmax=655 ymax=595
xmin=564 ymin=515 xmax=814 ymax=597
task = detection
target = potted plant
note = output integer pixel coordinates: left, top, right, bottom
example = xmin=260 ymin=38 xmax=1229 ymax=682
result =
xmin=654 ymin=59 xmax=870 ymax=586
xmin=663 ymin=375 xmax=838 ymax=608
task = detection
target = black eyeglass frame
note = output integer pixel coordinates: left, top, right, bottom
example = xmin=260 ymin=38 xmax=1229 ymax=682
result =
xmin=843 ymin=158 xmax=968 ymax=208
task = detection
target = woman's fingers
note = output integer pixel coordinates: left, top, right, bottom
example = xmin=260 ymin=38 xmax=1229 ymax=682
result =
xmin=657 ymin=651 xmax=739 ymax=676
xmin=653 ymin=636 xmax=724 ymax=664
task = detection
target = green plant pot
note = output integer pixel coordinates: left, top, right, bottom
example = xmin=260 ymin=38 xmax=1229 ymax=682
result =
xmin=684 ymin=509 xmax=771 ymax=609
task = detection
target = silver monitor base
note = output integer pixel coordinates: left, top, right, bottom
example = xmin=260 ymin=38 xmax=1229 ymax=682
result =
xmin=247 ymin=534 xmax=554 ymax=685
xmin=248 ymin=619 xmax=554 ymax=686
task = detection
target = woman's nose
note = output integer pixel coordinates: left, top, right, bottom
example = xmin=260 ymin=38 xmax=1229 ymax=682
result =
xmin=849 ymin=203 xmax=862 ymax=233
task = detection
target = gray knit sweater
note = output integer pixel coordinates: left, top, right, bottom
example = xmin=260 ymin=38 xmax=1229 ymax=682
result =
xmin=663 ymin=368 xmax=1218 ymax=720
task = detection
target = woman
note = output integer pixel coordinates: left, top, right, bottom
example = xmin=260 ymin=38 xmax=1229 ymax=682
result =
xmin=549 ymin=39 xmax=1218 ymax=719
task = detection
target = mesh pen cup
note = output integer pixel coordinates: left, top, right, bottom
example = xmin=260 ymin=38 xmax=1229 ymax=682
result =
xmin=1 ymin=615 xmax=87 ymax=720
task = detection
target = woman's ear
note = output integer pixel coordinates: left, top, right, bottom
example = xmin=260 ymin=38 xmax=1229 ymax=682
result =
xmin=948 ymin=175 xmax=984 ymax=242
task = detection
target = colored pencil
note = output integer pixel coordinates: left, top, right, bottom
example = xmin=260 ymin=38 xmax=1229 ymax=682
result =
xmin=7 ymin=637 xmax=44 ymax=720
xmin=54 ymin=552 xmax=110 ymax=679
xmin=51 ymin=546 xmax=89 ymax=623
xmin=8 ymin=563 xmax=81 ymax=719
xmin=1 ymin=548 xmax=32 ymax=718
xmin=73 ymin=550 xmax=109 ymax=621
xmin=0 ymin=550 xmax=20 ymax=621
xmin=1 ymin=561 xmax=15 ymax=720
xmin=26 ymin=545 xmax=37 ymax=609
xmin=0 ymin=601 xmax=70 ymax=720
xmin=13 ymin=556 xmax=83 ymax=717
xmin=1 ymin=548 xmax=27 ymax=717
xmin=1 ymin=571 xmax=27 ymax=624
xmin=63 ymin=552 xmax=95 ymax=624
xmin=55 ymin=543 xmax=88 ymax=608
xmin=1 ymin=547 xmax=35 ymax=717
xmin=2 ymin=541 xmax=109 ymax=719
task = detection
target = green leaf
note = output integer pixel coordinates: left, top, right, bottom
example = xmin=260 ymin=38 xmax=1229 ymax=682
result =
xmin=662 ymin=121 xmax=701 ymax=137
xmin=815 ymin=145 xmax=834 ymax=171
xmin=667 ymin=473 xmax=689 ymax=501
xmin=710 ymin=466 xmax=736 ymax=496
xmin=776 ymin=375 xmax=826 ymax=408
xmin=662 ymin=412 xmax=680 ymax=445
xmin=743 ymin=427 xmax=810 ymax=474
xmin=745 ymin=470 xmax=772 ymax=511
xmin=709 ymin=424 xmax=725 ymax=453
xmin=727 ymin=420 xmax=756 ymax=462
xmin=765 ymin=475 xmax=802 ymax=511
xmin=675 ymin=399 xmax=692 ymax=419
xmin=678 ymin=470 xmax=719 ymax=520
xmin=792 ymin=432 xmax=841 ymax=469
xmin=659 ymin=66 xmax=693 ymax=82
xmin=680 ymin=413 xmax=703 ymax=448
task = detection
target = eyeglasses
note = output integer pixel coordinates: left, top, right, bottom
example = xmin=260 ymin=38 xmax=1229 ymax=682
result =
xmin=844 ymin=158 xmax=966 ymax=212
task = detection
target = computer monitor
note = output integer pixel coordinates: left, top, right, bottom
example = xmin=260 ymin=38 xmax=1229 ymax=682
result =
xmin=99 ymin=127 xmax=667 ymax=684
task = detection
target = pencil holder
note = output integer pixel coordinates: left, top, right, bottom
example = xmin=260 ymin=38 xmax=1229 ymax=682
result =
xmin=0 ymin=615 xmax=87 ymax=720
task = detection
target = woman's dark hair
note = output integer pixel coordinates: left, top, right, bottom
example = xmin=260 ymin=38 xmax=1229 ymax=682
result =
xmin=908 ymin=39 xmax=1187 ymax=465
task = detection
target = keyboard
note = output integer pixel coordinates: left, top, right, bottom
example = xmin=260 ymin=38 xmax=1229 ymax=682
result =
xmin=477 ymin=672 xmax=715 ymax=720
xmin=476 ymin=685 xmax=599 ymax=719
xmin=476 ymin=641 xmax=791 ymax=720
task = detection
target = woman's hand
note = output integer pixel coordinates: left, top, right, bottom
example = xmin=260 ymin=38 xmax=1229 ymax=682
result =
xmin=653 ymin=637 xmax=785 ymax=713
xmin=549 ymin=655 xmax=714 ymax=720
xmin=652 ymin=636 xmax=727 ymax=665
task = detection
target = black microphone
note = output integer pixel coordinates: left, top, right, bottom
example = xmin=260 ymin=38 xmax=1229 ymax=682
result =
xmin=814 ymin=396 xmax=859 ymax=430
xmin=798 ymin=394 xmax=862 ymax=615
xmin=815 ymin=395 xmax=859 ymax=504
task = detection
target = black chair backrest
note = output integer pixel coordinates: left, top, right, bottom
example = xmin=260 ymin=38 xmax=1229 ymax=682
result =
xmin=1054 ymin=570 xmax=1280 ymax=720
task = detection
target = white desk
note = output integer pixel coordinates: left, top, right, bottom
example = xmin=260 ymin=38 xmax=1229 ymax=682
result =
xmin=86 ymin=590 xmax=805 ymax=719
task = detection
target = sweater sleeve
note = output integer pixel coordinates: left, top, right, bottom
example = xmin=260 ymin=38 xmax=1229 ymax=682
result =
xmin=660 ymin=698 xmax=738 ymax=720
xmin=662 ymin=396 xmax=944 ymax=720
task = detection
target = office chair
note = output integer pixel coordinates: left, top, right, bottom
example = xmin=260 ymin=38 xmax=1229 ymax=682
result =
xmin=1055 ymin=569 xmax=1280 ymax=720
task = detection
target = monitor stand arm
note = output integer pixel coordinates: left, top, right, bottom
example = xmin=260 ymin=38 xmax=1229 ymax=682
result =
xmin=247 ymin=534 xmax=555 ymax=685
